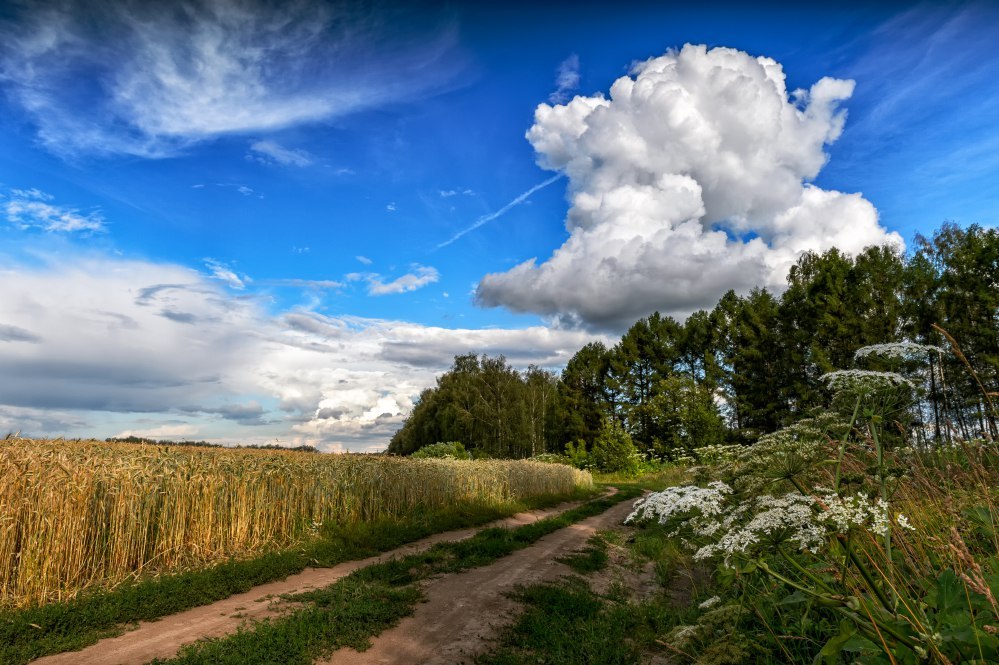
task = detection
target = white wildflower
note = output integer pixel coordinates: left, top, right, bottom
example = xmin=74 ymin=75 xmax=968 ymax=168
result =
xmin=821 ymin=369 xmax=916 ymax=391
xmin=854 ymin=342 xmax=946 ymax=361
xmin=698 ymin=596 xmax=721 ymax=609
xmin=820 ymin=494 xmax=891 ymax=537
xmin=896 ymin=513 xmax=915 ymax=531
xmin=624 ymin=481 xmax=732 ymax=526
xmin=695 ymin=493 xmax=825 ymax=562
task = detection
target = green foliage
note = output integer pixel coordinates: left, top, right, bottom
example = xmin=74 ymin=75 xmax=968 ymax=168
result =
xmin=589 ymin=420 xmax=639 ymax=474
xmin=564 ymin=440 xmax=589 ymax=468
xmin=388 ymin=355 xmax=562 ymax=458
xmin=392 ymin=221 xmax=999 ymax=461
xmin=409 ymin=441 xmax=471 ymax=459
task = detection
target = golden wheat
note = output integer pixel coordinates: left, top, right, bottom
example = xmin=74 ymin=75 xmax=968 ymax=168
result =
xmin=0 ymin=437 xmax=591 ymax=608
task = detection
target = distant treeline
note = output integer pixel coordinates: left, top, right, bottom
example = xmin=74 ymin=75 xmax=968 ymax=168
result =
xmin=389 ymin=223 xmax=999 ymax=458
xmin=105 ymin=436 xmax=320 ymax=454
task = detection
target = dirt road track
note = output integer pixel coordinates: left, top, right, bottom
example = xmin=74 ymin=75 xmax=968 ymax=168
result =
xmin=31 ymin=497 xmax=596 ymax=665
xmin=322 ymin=494 xmax=637 ymax=665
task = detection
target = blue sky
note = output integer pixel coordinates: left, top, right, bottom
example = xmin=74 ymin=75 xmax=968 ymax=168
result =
xmin=1 ymin=1 xmax=997 ymax=450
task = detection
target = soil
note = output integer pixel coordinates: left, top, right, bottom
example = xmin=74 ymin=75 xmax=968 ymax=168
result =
xmin=30 ymin=496 xmax=597 ymax=665
xmin=320 ymin=493 xmax=639 ymax=665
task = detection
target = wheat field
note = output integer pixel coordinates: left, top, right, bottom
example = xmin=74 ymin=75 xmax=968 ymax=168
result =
xmin=0 ymin=437 xmax=592 ymax=608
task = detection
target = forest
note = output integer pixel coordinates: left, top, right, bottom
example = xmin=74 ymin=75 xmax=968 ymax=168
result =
xmin=388 ymin=223 xmax=999 ymax=459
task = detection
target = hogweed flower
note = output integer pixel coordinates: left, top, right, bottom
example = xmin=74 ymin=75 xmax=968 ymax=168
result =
xmin=821 ymin=369 xmax=916 ymax=392
xmin=698 ymin=596 xmax=721 ymax=609
xmin=854 ymin=342 xmax=946 ymax=362
xmin=694 ymin=493 xmax=825 ymax=561
xmin=625 ymin=481 xmax=732 ymax=526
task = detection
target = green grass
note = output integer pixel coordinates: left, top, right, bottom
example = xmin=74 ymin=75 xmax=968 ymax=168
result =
xmin=556 ymin=535 xmax=609 ymax=574
xmin=149 ymin=487 xmax=642 ymax=665
xmin=0 ymin=489 xmax=596 ymax=665
xmin=476 ymin=576 xmax=681 ymax=665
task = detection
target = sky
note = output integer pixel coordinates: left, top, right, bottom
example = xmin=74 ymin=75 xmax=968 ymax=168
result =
xmin=1 ymin=1 xmax=997 ymax=451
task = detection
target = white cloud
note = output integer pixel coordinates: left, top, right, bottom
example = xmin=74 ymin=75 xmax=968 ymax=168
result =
xmin=549 ymin=54 xmax=580 ymax=104
xmin=386 ymin=202 xmax=397 ymax=212
xmin=0 ymin=1 xmax=465 ymax=157
xmin=2 ymin=188 xmax=106 ymax=233
xmin=249 ymin=140 xmax=314 ymax=167
xmin=0 ymin=254 xmax=604 ymax=450
xmin=476 ymin=44 xmax=903 ymax=330
xmin=204 ymin=258 xmax=248 ymax=290
xmin=350 ymin=265 xmax=440 ymax=296
xmin=355 ymin=255 xmax=373 ymax=265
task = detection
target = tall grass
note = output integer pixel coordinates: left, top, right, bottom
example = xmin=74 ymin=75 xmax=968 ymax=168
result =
xmin=0 ymin=438 xmax=591 ymax=608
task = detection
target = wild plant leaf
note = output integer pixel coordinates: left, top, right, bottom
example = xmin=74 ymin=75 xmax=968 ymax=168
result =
xmin=777 ymin=589 xmax=809 ymax=605
xmin=813 ymin=619 xmax=856 ymax=665
xmin=927 ymin=569 xmax=965 ymax=617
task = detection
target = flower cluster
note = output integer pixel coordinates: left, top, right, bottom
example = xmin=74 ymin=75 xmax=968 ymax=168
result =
xmin=821 ymin=369 xmax=916 ymax=392
xmin=854 ymin=342 xmax=945 ymax=361
xmin=694 ymin=493 xmax=825 ymax=561
xmin=693 ymin=443 xmax=743 ymax=465
xmin=819 ymin=492 xmax=891 ymax=537
xmin=624 ymin=481 xmax=732 ymax=528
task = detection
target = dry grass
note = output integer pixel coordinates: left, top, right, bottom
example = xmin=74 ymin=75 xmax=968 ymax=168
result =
xmin=0 ymin=437 xmax=592 ymax=608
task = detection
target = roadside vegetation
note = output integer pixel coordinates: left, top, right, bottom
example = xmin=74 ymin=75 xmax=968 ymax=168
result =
xmin=479 ymin=337 xmax=998 ymax=664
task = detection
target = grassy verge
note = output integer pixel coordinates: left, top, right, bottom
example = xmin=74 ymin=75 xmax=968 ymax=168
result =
xmin=0 ymin=489 xmax=596 ymax=665
xmin=148 ymin=487 xmax=642 ymax=665
xmin=476 ymin=576 xmax=682 ymax=665
xmin=476 ymin=518 xmax=694 ymax=665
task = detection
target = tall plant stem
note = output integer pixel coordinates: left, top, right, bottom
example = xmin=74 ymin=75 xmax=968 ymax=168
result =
xmin=835 ymin=396 xmax=862 ymax=493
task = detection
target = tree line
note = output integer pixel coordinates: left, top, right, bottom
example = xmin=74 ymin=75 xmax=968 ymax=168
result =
xmin=389 ymin=223 xmax=998 ymax=458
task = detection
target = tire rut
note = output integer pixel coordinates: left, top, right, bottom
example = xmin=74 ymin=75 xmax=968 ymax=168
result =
xmin=321 ymin=493 xmax=636 ymax=665
xmin=30 ymin=497 xmax=596 ymax=665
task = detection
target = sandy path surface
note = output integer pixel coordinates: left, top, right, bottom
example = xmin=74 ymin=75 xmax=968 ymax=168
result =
xmin=323 ymin=494 xmax=636 ymax=665
xmin=31 ymin=498 xmax=594 ymax=665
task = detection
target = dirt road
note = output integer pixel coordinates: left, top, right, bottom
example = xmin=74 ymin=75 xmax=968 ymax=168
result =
xmin=31 ymin=497 xmax=597 ymax=665
xmin=322 ymin=494 xmax=637 ymax=665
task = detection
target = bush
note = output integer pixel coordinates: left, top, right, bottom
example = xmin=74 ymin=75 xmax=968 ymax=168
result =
xmin=410 ymin=441 xmax=472 ymax=460
xmin=589 ymin=421 xmax=640 ymax=474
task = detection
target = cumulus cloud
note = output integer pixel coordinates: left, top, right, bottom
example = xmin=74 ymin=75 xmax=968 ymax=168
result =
xmin=0 ymin=254 xmax=604 ymax=450
xmin=248 ymin=140 xmax=314 ymax=167
xmin=2 ymin=188 xmax=106 ymax=233
xmin=0 ymin=0 xmax=464 ymax=157
xmin=348 ymin=265 xmax=440 ymax=296
xmin=355 ymin=255 xmax=373 ymax=265
xmin=549 ymin=54 xmax=580 ymax=104
xmin=476 ymin=44 xmax=903 ymax=330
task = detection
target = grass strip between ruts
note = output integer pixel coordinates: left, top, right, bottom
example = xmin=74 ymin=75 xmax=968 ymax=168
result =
xmin=148 ymin=485 xmax=642 ymax=665
xmin=0 ymin=488 xmax=597 ymax=665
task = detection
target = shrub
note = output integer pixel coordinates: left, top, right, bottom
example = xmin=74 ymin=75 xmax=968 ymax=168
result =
xmin=410 ymin=441 xmax=471 ymax=460
xmin=589 ymin=421 xmax=640 ymax=474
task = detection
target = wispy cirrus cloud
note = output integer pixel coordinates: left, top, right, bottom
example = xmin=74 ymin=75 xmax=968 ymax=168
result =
xmin=204 ymin=258 xmax=249 ymax=290
xmin=548 ymin=54 xmax=580 ymax=104
xmin=0 ymin=0 xmax=466 ymax=158
xmin=248 ymin=140 xmax=314 ymax=167
xmin=2 ymin=188 xmax=106 ymax=233
xmin=346 ymin=265 xmax=440 ymax=296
